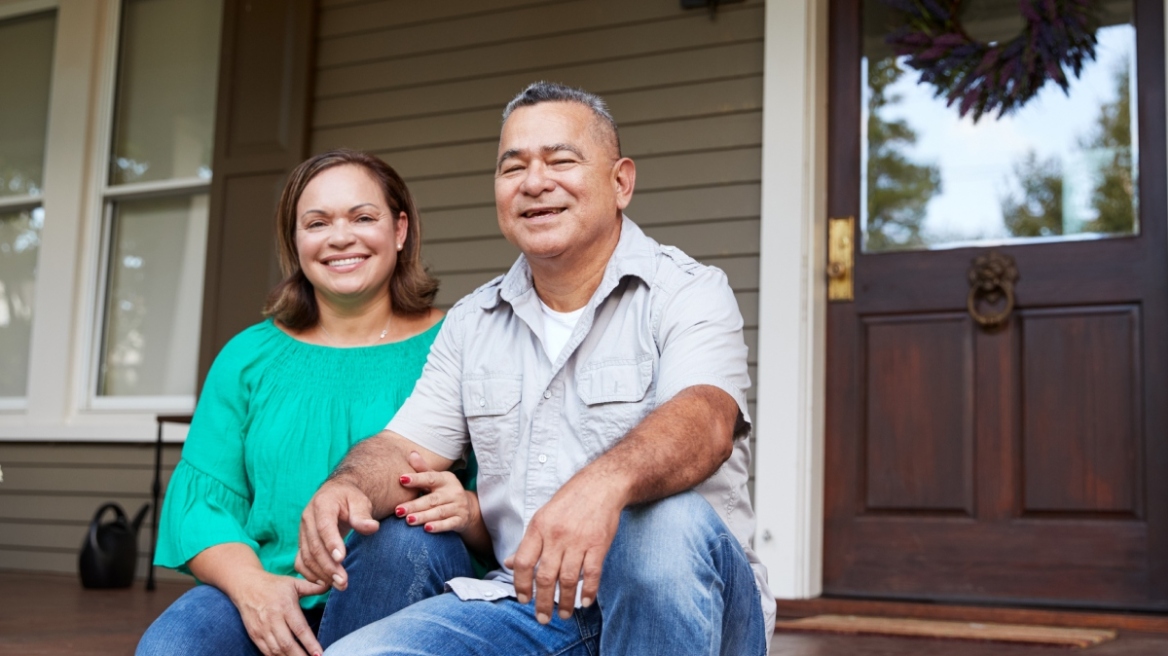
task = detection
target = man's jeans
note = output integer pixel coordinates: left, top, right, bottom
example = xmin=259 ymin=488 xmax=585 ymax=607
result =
xmin=135 ymin=520 xmax=472 ymax=655
xmin=325 ymin=491 xmax=768 ymax=656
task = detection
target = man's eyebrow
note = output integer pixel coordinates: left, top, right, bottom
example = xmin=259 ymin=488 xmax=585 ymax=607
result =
xmin=496 ymin=144 xmax=586 ymax=171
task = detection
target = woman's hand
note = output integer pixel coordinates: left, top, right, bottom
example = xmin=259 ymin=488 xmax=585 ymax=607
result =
xmin=188 ymin=543 xmax=328 ymax=656
xmin=395 ymin=451 xmax=476 ymax=534
xmin=230 ymin=570 xmax=329 ymax=656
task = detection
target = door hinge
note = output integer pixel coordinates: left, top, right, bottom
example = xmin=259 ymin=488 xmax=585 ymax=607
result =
xmin=827 ymin=216 xmax=854 ymax=301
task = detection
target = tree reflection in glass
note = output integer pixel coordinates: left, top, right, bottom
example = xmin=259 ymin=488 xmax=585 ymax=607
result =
xmin=861 ymin=0 xmax=1138 ymax=252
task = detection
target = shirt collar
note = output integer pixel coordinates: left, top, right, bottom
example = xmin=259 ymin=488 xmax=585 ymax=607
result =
xmin=480 ymin=215 xmax=656 ymax=310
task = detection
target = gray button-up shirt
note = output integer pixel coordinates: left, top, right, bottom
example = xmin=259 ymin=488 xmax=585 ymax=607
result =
xmin=388 ymin=216 xmax=775 ymax=633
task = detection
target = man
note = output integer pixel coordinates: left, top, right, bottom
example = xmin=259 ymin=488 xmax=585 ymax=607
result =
xmin=298 ymin=82 xmax=775 ymax=655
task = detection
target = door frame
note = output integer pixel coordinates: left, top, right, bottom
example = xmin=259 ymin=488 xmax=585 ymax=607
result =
xmin=752 ymin=0 xmax=1168 ymax=601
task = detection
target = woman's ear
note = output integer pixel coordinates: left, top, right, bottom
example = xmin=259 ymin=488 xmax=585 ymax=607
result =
xmin=396 ymin=211 xmax=409 ymax=250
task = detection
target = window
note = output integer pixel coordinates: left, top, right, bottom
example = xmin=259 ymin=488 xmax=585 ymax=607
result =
xmin=0 ymin=0 xmax=223 ymax=439
xmin=94 ymin=0 xmax=222 ymax=402
xmin=0 ymin=9 xmax=54 ymax=404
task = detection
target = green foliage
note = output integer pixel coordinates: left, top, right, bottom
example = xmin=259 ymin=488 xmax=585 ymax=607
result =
xmin=1001 ymin=152 xmax=1063 ymax=238
xmin=866 ymin=57 xmax=943 ymax=251
xmin=1082 ymin=65 xmax=1136 ymax=234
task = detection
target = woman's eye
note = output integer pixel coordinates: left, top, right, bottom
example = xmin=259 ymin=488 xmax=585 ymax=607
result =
xmin=356 ymin=215 xmax=376 ymax=223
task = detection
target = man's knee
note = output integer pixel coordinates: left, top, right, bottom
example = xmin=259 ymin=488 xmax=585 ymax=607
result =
xmin=603 ymin=491 xmax=728 ymax=589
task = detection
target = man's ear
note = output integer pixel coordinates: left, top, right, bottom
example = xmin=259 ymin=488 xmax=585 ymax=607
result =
xmin=613 ymin=157 xmax=636 ymax=211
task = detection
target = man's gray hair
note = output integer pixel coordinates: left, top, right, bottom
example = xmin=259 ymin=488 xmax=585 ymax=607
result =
xmin=502 ymin=81 xmax=622 ymax=156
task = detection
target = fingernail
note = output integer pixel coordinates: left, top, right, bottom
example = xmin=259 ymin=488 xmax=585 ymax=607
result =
xmin=332 ymin=574 xmax=344 ymax=586
xmin=517 ymin=594 xmax=530 ymax=604
xmin=395 ymin=507 xmax=405 ymax=517
xmin=581 ymin=596 xmax=593 ymax=608
xmin=317 ymin=580 xmax=326 ymax=586
xmin=537 ymin=612 xmax=550 ymax=625
xmin=559 ymin=609 xmax=572 ymax=620
xmin=400 ymin=475 xmax=411 ymax=485
xmin=407 ymin=515 xmax=416 ymax=524
xmin=331 ymin=549 xmax=342 ymax=562
xmin=424 ymin=524 xmax=433 ymax=532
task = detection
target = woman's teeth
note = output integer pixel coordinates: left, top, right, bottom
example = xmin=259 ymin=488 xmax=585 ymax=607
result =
xmin=328 ymin=256 xmax=365 ymax=267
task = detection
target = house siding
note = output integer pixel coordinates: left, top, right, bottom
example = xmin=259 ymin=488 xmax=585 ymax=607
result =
xmin=0 ymin=442 xmax=186 ymax=580
xmin=0 ymin=0 xmax=765 ymax=576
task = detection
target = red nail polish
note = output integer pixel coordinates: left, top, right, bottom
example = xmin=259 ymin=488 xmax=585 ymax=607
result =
xmin=395 ymin=507 xmax=405 ymax=517
xmin=424 ymin=524 xmax=433 ymax=532
xmin=400 ymin=475 xmax=411 ymax=485
xmin=407 ymin=515 xmax=416 ymax=524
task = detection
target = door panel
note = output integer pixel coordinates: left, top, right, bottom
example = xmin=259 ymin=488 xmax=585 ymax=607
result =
xmin=825 ymin=0 xmax=1168 ymax=609
xmin=864 ymin=314 xmax=974 ymax=514
xmin=1020 ymin=306 xmax=1141 ymax=517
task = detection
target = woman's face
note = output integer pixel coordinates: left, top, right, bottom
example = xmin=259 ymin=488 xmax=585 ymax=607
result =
xmin=294 ymin=164 xmax=407 ymax=309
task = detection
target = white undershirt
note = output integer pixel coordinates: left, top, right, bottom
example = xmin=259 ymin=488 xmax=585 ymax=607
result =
xmin=539 ymin=300 xmax=585 ymax=362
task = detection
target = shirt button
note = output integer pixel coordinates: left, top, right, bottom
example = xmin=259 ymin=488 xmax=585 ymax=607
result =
xmin=543 ymin=390 xmax=552 ymax=399
xmin=478 ymin=398 xmax=486 ymax=407
xmin=538 ymin=454 xmax=548 ymax=464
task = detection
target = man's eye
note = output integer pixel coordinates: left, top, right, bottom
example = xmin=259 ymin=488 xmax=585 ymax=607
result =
xmin=502 ymin=165 xmax=524 ymax=174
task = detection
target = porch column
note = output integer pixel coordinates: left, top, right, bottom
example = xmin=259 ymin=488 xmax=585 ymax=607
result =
xmin=753 ymin=0 xmax=829 ymax=599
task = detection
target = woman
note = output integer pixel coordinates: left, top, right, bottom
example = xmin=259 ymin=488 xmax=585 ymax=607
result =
xmin=137 ymin=150 xmax=488 ymax=656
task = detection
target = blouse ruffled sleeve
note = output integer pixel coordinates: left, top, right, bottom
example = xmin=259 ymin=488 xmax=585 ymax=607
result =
xmin=153 ymin=334 xmax=259 ymax=574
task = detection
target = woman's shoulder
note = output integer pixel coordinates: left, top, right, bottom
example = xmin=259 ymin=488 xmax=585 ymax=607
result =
xmin=206 ymin=319 xmax=287 ymax=372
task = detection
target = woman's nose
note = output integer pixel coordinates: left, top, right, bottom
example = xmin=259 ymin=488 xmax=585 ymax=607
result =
xmin=327 ymin=219 xmax=357 ymax=246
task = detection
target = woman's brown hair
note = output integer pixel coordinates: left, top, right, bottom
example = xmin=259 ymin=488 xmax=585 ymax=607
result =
xmin=263 ymin=149 xmax=439 ymax=329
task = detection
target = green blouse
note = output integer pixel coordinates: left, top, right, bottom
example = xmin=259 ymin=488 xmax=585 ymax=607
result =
xmin=154 ymin=318 xmax=445 ymax=608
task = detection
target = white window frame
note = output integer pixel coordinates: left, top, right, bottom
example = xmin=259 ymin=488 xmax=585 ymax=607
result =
xmin=0 ymin=0 xmax=202 ymax=441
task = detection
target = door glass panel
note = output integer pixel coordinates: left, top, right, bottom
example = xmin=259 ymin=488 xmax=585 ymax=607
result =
xmin=861 ymin=1 xmax=1137 ymax=252
xmin=0 ymin=11 xmax=56 ymax=198
xmin=98 ymin=195 xmax=208 ymax=397
xmin=0 ymin=208 xmax=43 ymax=396
xmin=109 ymin=0 xmax=223 ymax=185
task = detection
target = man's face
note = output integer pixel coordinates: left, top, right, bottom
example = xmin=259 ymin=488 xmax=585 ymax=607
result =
xmin=494 ymin=102 xmax=633 ymax=265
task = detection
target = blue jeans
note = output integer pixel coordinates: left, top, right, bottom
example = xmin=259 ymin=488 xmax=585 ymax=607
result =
xmin=136 ymin=518 xmax=473 ymax=654
xmin=326 ymin=491 xmax=768 ymax=656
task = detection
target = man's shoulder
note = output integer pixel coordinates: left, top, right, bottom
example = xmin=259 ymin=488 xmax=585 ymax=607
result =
xmin=647 ymin=240 xmax=726 ymax=294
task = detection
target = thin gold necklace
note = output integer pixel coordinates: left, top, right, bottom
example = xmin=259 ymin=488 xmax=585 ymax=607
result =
xmin=318 ymin=315 xmax=392 ymax=346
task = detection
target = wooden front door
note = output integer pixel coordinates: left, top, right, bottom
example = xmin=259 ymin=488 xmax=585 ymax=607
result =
xmin=825 ymin=0 xmax=1168 ymax=609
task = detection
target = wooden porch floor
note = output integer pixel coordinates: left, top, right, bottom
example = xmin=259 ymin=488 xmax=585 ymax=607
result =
xmin=4 ymin=570 xmax=1168 ymax=654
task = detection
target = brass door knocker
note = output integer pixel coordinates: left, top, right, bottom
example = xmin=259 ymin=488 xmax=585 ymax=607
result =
xmin=967 ymin=252 xmax=1018 ymax=328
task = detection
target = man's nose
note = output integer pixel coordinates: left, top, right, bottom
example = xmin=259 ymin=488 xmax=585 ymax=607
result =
xmin=520 ymin=162 xmax=555 ymax=196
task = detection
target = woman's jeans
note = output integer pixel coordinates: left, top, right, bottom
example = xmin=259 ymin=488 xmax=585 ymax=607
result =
xmin=135 ymin=518 xmax=474 ymax=655
xmin=325 ymin=491 xmax=768 ymax=656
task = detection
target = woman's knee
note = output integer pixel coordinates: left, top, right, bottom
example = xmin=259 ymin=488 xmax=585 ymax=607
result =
xmin=137 ymin=585 xmax=257 ymax=656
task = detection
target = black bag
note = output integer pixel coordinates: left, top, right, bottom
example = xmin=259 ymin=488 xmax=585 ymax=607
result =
xmin=79 ymin=502 xmax=149 ymax=589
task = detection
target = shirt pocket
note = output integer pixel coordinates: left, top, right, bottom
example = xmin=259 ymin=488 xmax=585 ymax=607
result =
xmin=576 ymin=358 xmax=654 ymax=459
xmin=462 ymin=377 xmax=522 ymax=476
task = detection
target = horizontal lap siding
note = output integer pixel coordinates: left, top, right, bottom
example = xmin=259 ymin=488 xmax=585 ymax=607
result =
xmin=311 ymin=0 xmax=765 ymax=484
xmin=0 ymin=443 xmax=187 ymax=579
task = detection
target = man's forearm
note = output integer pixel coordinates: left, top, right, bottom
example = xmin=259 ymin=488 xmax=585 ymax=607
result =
xmin=569 ymin=384 xmax=738 ymax=508
xmin=329 ymin=431 xmax=453 ymax=520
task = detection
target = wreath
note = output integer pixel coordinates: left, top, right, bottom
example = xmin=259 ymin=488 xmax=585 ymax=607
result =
xmin=881 ymin=0 xmax=1101 ymax=122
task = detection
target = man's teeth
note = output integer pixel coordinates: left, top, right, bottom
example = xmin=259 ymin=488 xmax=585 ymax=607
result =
xmin=328 ymin=257 xmax=365 ymax=267
xmin=525 ymin=209 xmax=561 ymax=217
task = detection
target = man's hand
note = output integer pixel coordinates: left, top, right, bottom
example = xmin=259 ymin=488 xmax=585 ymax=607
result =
xmin=295 ymin=480 xmax=380 ymax=591
xmin=505 ymin=476 xmax=625 ymax=624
